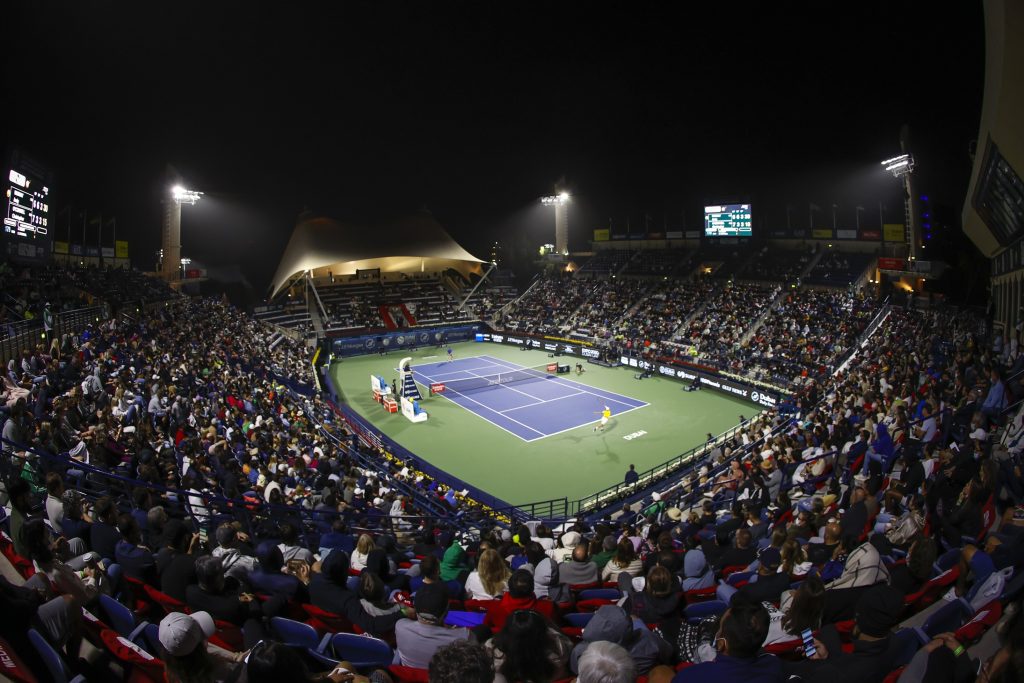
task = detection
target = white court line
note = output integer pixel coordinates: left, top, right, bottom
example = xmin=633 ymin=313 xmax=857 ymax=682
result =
xmin=416 ymin=363 xmax=506 ymax=380
xmin=478 ymin=354 xmax=648 ymax=409
xmin=431 ymin=385 xmax=546 ymax=440
xmin=536 ymin=402 xmax=650 ymax=440
xmin=461 ymin=368 xmax=551 ymax=402
xmin=500 ymin=390 xmax=588 ymax=413
xmin=414 ymin=355 xmax=648 ymax=442
xmin=410 ymin=364 xmax=545 ymax=440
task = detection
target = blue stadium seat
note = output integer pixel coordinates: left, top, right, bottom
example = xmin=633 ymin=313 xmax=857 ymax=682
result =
xmin=921 ymin=599 xmax=972 ymax=639
xmin=685 ymin=600 xmax=728 ymax=623
xmin=564 ymin=612 xmax=595 ymax=628
xmin=28 ymin=628 xmax=87 ymax=683
xmin=99 ymin=593 xmax=148 ymax=642
xmin=270 ymin=616 xmax=331 ymax=651
xmin=325 ymin=632 xmax=395 ymax=669
xmin=577 ymin=588 xmax=620 ymax=601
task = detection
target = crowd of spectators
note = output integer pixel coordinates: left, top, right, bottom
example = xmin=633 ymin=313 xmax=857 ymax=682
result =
xmin=0 ymin=262 xmax=106 ymax=327
xmin=672 ymin=282 xmax=779 ymax=370
xmin=65 ymin=263 xmax=178 ymax=307
xmin=4 ymin=257 xmax=1024 ymax=683
xmin=735 ymin=288 xmax=879 ymax=388
xmin=612 ymin=280 xmax=713 ymax=353
xmin=566 ymin=279 xmax=648 ymax=339
xmin=803 ymin=251 xmax=876 ymax=286
xmin=504 ymin=274 xmax=596 ymax=337
xmin=736 ymin=245 xmax=813 ymax=283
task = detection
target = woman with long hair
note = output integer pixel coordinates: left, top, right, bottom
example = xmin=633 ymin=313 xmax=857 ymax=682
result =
xmin=486 ymin=609 xmax=572 ymax=683
xmin=620 ymin=564 xmax=682 ymax=623
xmin=464 ymin=548 xmax=512 ymax=601
xmin=763 ymin=575 xmax=826 ymax=645
xmin=351 ymin=533 xmax=375 ymax=572
xmin=780 ymin=538 xmax=812 ymax=576
xmin=601 ymin=539 xmax=642 ymax=582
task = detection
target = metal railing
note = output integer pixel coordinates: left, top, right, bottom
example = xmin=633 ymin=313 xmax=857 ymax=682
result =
xmin=0 ymin=305 xmax=107 ymax=362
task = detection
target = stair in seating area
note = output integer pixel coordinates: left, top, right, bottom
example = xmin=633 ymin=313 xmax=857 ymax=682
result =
xmin=399 ymin=303 xmax=417 ymax=326
xmin=379 ymin=305 xmax=398 ymax=330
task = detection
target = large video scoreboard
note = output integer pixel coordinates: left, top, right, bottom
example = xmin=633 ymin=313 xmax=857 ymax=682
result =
xmin=704 ymin=203 xmax=752 ymax=237
xmin=3 ymin=150 xmax=52 ymax=263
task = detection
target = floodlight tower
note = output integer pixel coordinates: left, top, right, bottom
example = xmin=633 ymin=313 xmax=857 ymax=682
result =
xmin=161 ymin=183 xmax=202 ymax=281
xmin=879 ymin=125 xmax=920 ymax=261
xmin=541 ymin=190 xmax=570 ymax=255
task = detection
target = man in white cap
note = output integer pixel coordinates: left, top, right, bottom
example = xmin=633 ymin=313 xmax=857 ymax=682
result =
xmin=548 ymin=530 xmax=583 ymax=563
xmin=158 ymin=611 xmax=245 ymax=682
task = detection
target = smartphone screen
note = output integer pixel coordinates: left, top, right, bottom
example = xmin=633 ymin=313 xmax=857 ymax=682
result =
xmin=801 ymin=628 xmax=817 ymax=658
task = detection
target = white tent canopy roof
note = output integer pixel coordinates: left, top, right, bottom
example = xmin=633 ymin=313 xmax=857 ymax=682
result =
xmin=269 ymin=213 xmax=485 ymax=297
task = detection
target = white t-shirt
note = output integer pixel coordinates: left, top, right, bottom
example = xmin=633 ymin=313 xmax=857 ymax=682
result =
xmin=463 ymin=571 xmax=506 ymax=601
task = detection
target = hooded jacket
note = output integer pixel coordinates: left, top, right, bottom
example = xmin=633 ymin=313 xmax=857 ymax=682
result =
xmin=681 ymin=550 xmax=715 ymax=591
xmin=569 ymin=605 xmax=672 ymax=675
xmin=439 ymin=541 xmax=468 ymax=582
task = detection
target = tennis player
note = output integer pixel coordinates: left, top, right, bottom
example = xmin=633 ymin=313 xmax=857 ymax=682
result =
xmin=594 ymin=405 xmax=612 ymax=432
xmin=446 ymin=345 xmax=454 ymax=363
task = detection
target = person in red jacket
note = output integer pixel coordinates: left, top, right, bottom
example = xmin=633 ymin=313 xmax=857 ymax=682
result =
xmin=483 ymin=568 xmax=556 ymax=632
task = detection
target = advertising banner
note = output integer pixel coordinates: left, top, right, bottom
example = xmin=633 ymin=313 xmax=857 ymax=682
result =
xmin=878 ymin=257 xmax=906 ymax=271
xmin=464 ymin=331 xmax=783 ymax=407
xmin=329 ymin=324 xmax=480 ymax=357
xmin=836 ymin=229 xmax=858 ymax=240
xmin=593 ymin=229 xmax=610 ymax=242
xmin=812 ymin=229 xmax=833 ymax=239
xmin=883 ymin=223 xmax=906 ymax=242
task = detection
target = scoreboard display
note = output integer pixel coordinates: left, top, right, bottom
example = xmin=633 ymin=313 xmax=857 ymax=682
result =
xmin=704 ymin=204 xmax=752 ymax=237
xmin=3 ymin=150 xmax=52 ymax=263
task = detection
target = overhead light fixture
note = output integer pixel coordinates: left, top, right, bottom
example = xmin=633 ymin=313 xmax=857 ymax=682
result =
xmin=880 ymin=154 xmax=915 ymax=178
xmin=172 ymin=185 xmax=203 ymax=205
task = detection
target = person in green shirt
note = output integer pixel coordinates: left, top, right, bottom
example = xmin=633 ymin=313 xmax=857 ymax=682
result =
xmin=439 ymin=536 xmax=470 ymax=583
xmin=8 ymin=478 xmax=32 ymax=558
xmin=592 ymin=535 xmax=618 ymax=571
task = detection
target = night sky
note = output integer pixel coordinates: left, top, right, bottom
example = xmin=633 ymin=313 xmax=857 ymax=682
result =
xmin=5 ymin=2 xmax=985 ymax=300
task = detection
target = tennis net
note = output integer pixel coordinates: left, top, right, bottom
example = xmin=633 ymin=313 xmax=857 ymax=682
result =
xmin=435 ymin=363 xmax=557 ymax=394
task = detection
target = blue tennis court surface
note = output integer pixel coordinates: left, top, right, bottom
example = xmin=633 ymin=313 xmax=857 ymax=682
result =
xmin=411 ymin=355 xmax=648 ymax=442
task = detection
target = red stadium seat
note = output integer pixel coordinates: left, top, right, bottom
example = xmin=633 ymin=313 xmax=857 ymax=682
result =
xmin=98 ymin=629 xmax=165 ymax=683
xmin=718 ymin=565 xmax=749 ymax=579
xmin=142 ymin=584 xmax=188 ymax=616
xmin=387 ymin=665 xmax=430 ymax=682
xmin=0 ymin=636 xmax=39 ymax=683
xmin=301 ymin=603 xmax=356 ymax=635
xmin=954 ymin=600 xmax=1002 ymax=645
xmin=904 ymin=566 xmax=960 ymax=614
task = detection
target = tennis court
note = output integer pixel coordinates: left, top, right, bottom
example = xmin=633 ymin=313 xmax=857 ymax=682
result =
xmin=330 ymin=343 xmax=753 ymax=504
xmin=410 ymin=355 xmax=648 ymax=441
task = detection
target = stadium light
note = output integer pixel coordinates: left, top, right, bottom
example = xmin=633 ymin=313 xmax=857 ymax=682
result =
xmin=540 ymin=193 xmax=570 ymax=206
xmin=172 ymin=185 xmax=203 ymax=205
xmin=541 ymin=191 xmax=570 ymax=255
xmin=880 ymin=153 xmax=914 ymax=178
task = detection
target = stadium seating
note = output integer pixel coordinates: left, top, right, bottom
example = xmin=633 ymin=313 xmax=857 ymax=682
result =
xmin=3 ymin=257 xmax=1021 ymax=683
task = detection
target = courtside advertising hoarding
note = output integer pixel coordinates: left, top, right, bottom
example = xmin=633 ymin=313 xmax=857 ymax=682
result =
xmin=471 ymin=332 xmax=779 ymax=408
